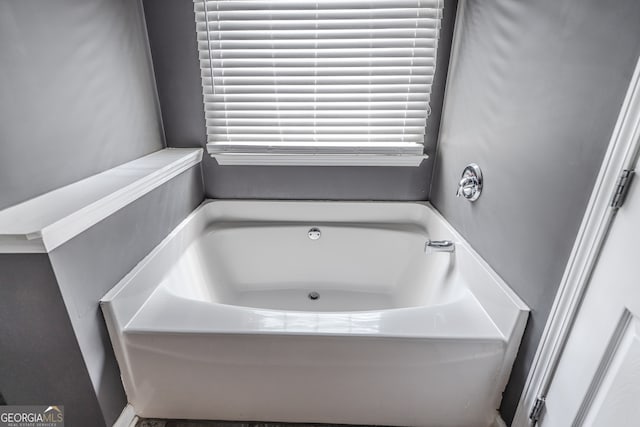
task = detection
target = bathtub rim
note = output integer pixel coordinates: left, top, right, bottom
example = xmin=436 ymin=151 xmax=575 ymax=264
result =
xmin=101 ymin=200 xmax=528 ymax=341
xmin=102 ymin=199 xmax=527 ymax=307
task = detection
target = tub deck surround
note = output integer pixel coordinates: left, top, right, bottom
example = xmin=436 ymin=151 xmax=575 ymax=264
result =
xmin=101 ymin=201 xmax=528 ymax=427
xmin=0 ymin=148 xmax=202 ymax=253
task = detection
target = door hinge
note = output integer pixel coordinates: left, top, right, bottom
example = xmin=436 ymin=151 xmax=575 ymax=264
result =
xmin=611 ymin=169 xmax=635 ymax=209
xmin=529 ymin=396 xmax=546 ymax=424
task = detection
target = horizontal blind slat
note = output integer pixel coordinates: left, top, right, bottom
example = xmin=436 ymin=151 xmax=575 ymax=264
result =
xmin=206 ymin=118 xmax=426 ymax=126
xmin=201 ymin=66 xmax=435 ymax=77
xmin=200 ymin=57 xmax=435 ymax=68
xmin=206 ymin=110 xmax=428 ymax=119
xmin=203 ymin=93 xmax=430 ymax=102
xmin=199 ymin=48 xmax=436 ymax=60
xmin=198 ymin=38 xmax=436 ymax=50
xmin=193 ymin=7 xmax=441 ymax=19
xmin=197 ymin=28 xmax=438 ymax=39
xmin=207 ymin=134 xmax=426 ymax=143
xmin=203 ymin=75 xmax=433 ymax=85
xmin=203 ymin=101 xmax=430 ymax=110
xmin=202 ymin=84 xmax=431 ymax=94
xmin=210 ymin=125 xmax=426 ymax=133
xmin=195 ymin=17 xmax=441 ymax=30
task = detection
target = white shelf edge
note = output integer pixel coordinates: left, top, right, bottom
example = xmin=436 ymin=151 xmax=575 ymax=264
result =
xmin=0 ymin=148 xmax=203 ymax=254
xmin=209 ymin=150 xmax=428 ymax=167
xmin=0 ymin=235 xmax=47 ymax=253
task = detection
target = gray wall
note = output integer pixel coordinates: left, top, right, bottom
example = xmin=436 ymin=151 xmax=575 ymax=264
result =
xmin=0 ymin=168 xmax=203 ymax=427
xmin=0 ymin=255 xmax=104 ymax=426
xmin=430 ymin=0 xmax=640 ymax=423
xmin=142 ymin=0 xmax=457 ymax=201
xmin=49 ymin=165 xmax=204 ymax=425
xmin=0 ymin=0 xmax=164 ymax=210
xmin=0 ymin=0 xmax=204 ymax=425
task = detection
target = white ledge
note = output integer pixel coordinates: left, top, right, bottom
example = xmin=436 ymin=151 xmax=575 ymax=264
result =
xmin=0 ymin=148 xmax=203 ymax=253
xmin=211 ymin=152 xmax=427 ymax=167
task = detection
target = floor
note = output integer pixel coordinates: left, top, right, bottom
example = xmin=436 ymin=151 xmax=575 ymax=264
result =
xmin=137 ymin=420 xmax=388 ymax=427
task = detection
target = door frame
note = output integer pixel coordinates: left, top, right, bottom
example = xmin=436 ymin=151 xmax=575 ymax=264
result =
xmin=512 ymin=56 xmax=640 ymax=426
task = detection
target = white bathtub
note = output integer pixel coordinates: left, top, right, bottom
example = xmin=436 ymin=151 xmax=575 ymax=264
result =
xmin=101 ymin=200 xmax=528 ymax=427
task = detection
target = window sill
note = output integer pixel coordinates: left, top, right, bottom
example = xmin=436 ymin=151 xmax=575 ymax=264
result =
xmin=209 ymin=151 xmax=428 ymax=167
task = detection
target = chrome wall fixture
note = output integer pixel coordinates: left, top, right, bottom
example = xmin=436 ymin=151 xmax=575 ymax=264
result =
xmin=424 ymin=239 xmax=456 ymax=254
xmin=456 ymin=163 xmax=483 ymax=201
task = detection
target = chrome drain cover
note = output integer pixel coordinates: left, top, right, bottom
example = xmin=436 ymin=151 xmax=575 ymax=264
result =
xmin=308 ymin=227 xmax=321 ymax=240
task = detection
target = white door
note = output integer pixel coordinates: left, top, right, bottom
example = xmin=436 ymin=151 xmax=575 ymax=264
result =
xmin=539 ymin=162 xmax=640 ymax=426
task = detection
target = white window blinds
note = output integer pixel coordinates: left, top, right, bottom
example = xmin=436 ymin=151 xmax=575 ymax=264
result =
xmin=194 ymin=0 xmax=443 ymax=165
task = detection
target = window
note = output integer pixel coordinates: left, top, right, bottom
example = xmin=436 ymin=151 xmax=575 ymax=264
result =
xmin=194 ymin=0 xmax=444 ymax=166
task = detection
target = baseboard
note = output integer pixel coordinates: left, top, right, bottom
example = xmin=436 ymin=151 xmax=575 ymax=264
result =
xmin=113 ymin=408 xmax=504 ymax=427
xmin=112 ymin=404 xmax=137 ymax=427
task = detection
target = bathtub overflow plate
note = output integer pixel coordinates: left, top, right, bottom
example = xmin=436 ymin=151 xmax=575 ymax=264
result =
xmin=308 ymin=291 xmax=320 ymax=300
xmin=308 ymin=227 xmax=321 ymax=240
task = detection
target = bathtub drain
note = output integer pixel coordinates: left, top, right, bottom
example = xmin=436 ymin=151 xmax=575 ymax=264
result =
xmin=308 ymin=227 xmax=321 ymax=240
xmin=308 ymin=291 xmax=320 ymax=300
